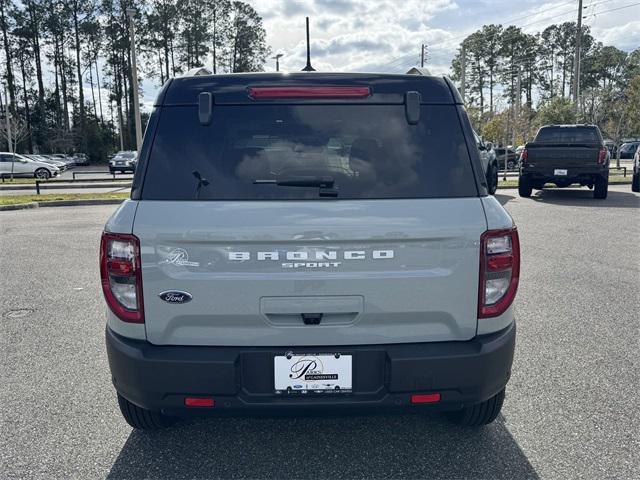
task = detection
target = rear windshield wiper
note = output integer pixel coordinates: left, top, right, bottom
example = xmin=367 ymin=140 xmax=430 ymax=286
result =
xmin=253 ymin=176 xmax=338 ymax=197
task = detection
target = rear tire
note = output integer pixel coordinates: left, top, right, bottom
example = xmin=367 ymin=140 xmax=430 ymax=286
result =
xmin=594 ymin=174 xmax=608 ymax=199
xmin=632 ymin=172 xmax=640 ymax=192
xmin=487 ymin=164 xmax=498 ymax=195
xmin=117 ymin=393 xmax=173 ymax=430
xmin=518 ymin=176 xmax=532 ymax=197
xmin=446 ymin=389 xmax=505 ymax=427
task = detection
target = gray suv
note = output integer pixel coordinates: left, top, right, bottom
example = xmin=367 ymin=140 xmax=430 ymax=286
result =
xmin=101 ymin=73 xmax=519 ymax=430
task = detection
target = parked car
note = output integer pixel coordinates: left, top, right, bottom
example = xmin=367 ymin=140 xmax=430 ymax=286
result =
xmin=38 ymin=154 xmax=67 ymax=169
xmin=519 ymin=124 xmax=610 ymax=199
xmin=48 ymin=154 xmax=76 ymax=168
xmin=619 ymin=141 xmax=640 ymax=159
xmin=0 ymin=152 xmax=60 ymax=179
xmin=494 ymin=147 xmax=519 ymax=170
xmin=102 ymin=72 xmax=519 ymax=430
xmin=632 ymin=145 xmax=640 ymax=192
xmin=109 ymin=151 xmax=137 ymax=173
xmin=73 ymin=153 xmax=89 ymax=166
xmin=23 ymin=154 xmax=68 ymax=171
xmin=473 ymin=131 xmax=499 ymax=194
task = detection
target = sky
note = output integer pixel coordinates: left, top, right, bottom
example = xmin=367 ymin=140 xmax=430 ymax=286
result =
xmin=137 ymin=0 xmax=640 ymax=108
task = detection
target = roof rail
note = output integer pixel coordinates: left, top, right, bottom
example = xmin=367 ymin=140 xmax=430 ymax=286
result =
xmin=406 ymin=67 xmax=432 ymax=76
xmin=181 ymin=67 xmax=213 ymax=77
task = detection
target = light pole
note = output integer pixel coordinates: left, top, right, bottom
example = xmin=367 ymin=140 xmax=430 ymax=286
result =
xmin=272 ymin=53 xmax=283 ymax=72
xmin=126 ymin=8 xmax=143 ymax=153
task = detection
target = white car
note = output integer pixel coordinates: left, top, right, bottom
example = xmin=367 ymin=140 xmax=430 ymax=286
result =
xmin=0 ymin=152 xmax=60 ymax=179
xmin=25 ymin=154 xmax=68 ymax=171
xmin=109 ymin=151 xmax=137 ymax=174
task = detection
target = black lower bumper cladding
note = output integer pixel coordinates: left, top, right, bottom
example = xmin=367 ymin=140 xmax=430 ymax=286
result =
xmin=106 ymin=323 xmax=515 ymax=415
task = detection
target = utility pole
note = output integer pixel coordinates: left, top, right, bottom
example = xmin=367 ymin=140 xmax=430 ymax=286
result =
xmin=460 ymin=45 xmax=466 ymax=103
xmin=421 ymin=44 xmax=425 ymax=68
xmin=572 ymin=0 xmax=583 ymax=116
xmin=2 ymin=86 xmax=14 ymax=180
xmin=126 ymin=8 xmax=143 ymax=153
xmin=512 ymin=67 xmax=521 ymax=175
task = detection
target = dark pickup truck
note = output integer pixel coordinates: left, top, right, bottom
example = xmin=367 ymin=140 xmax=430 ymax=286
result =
xmin=519 ymin=124 xmax=610 ymax=199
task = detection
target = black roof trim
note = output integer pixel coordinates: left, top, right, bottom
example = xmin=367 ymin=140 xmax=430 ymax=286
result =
xmin=160 ymin=72 xmax=456 ymax=106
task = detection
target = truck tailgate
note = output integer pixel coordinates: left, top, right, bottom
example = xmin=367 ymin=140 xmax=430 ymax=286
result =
xmin=526 ymin=144 xmax=601 ymax=171
xmin=134 ymin=198 xmax=487 ymax=346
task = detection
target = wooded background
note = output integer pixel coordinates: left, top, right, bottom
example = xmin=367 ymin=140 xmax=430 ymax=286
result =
xmin=449 ymin=22 xmax=639 ymax=147
xmin=0 ymin=0 xmax=269 ymax=161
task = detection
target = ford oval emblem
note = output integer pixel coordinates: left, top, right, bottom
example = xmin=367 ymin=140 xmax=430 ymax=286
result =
xmin=159 ymin=291 xmax=193 ymax=304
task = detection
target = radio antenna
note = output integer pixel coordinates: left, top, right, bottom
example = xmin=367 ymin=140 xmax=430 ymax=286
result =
xmin=301 ymin=17 xmax=316 ymax=72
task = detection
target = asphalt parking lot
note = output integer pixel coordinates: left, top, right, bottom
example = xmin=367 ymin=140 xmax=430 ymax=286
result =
xmin=1 ymin=185 xmax=638 ymax=479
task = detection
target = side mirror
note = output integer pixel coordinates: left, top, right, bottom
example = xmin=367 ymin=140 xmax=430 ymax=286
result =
xmin=478 ymin=144 xmax=486 ymax=151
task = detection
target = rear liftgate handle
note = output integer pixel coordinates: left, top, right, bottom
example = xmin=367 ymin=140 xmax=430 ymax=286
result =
xmin=301 ymin=313 xmax=323 ymax=325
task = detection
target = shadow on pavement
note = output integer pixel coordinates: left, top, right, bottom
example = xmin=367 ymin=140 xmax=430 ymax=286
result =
xmin=530 ymin=188 xmax=639 ymax=208
xmin=494 ymin=193 xmax=516 ymax=206
xmin=107 ymin=412 xmax=538 ymax=479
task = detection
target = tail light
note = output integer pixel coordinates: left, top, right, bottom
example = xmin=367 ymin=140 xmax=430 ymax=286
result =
xmin=100 ymin=232 xmax=144 ymax=323
xmin=520 ymin=149 xmax=528 ymax=165
xmin=597 ymin=147 xmax=607 ymax=165
xmin=479 ymin=228 xmax=520 ymax=318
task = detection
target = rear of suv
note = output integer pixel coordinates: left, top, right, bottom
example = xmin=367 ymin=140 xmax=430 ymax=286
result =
xmin=101 ymin=73 xmax=519 ymax=430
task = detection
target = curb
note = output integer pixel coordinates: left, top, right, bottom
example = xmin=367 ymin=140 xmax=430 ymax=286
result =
xmin=0 ymin=183 xmax=132 ymax=191
xmin=0 ymin=198 xmax=125 ymax=211
xmin=0 ymin=202 xmax=39 ymax=211
xmin=496 ymin=180 xmax=632 ymax=189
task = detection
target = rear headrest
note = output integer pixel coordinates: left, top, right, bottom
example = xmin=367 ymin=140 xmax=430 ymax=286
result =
xmin=350 ymin=138 xmax=380 ymax=162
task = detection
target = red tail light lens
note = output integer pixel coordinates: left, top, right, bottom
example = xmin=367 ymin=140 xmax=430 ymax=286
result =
xmin=520 ymin=149 xmax=528 ymax=165
xmin=479 ymin=228 xmax=520 ymax=318
xmin=248 ymin=86 xmax=371 ymax=99
xmin=100 ymin=232 xmax=144 ymax=323
xmin=597 ymin=147 xmax=607 ymax=165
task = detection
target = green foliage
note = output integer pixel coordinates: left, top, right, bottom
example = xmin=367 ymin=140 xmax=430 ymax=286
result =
xmin=0 ymin=0 xmax=269 ymax=158
xmin=537 ymin=97 xmax=576 ymax=125
xmin=451 ymin=21 xmax=638 ymax=141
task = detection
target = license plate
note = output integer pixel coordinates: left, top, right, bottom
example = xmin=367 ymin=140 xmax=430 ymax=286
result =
xmin=554 ymin=169 xmax=567 ymax=176
xmin=274 ymin=353 xmax=352 ymax=393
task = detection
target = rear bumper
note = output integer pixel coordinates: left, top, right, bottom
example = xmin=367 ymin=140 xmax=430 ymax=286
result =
xmin=521 ymin=165 xmax=608 ymax=185
xmin=106 ymin=323 xmax=515 ymax=415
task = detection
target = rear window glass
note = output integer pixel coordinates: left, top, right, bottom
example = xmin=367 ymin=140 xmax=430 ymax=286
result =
xmin=141 ymin=104 xmax=477 ymax=200
xmin=535 ymin=127 xmax=600 ymax=143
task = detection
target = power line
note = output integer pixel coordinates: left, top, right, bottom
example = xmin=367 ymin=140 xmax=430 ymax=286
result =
xmin=586 ymin=0 xmax=640 ymax=15
xmin=377 ymin=0 xmax=612 ymax=72
xmin=377 ymin=0 xmax=628 ymax=74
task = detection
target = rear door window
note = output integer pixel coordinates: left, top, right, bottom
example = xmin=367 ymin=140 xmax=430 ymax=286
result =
xmin=142 ymin=104 xmax=478 ymax=200
xmin=535 ymin=127 xmax=601 ymax=143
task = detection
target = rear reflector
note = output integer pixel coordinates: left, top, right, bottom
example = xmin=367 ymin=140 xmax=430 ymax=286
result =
xmin=248 ymin=86 xmax=371 ymax=99
xmin=410 ymin=393 xmax=441 ymax=404
xmin=184 ymin=397 xmax=215 ymax=407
